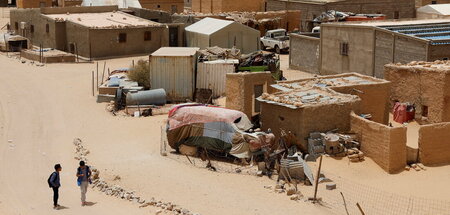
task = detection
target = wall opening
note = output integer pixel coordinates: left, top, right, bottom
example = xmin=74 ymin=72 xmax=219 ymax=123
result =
xmin=340 ymin=42 xmax=349 ymax=56
xmin=69 ymin=43 xmax=75 ymax=54
xmin=144 ymin=31 xmax=152 ymax=41
xmin=422 ymin=105 xmax=428 ymax=118
xmin=254 ymin=84 xmax=263 ymax=113
xmin=169 ymin=27 xmax=178 ymax=47
xmin=118 ymin=33 xmax=127 ymax=43
xmin=171 ymin=5 xmax=177 ymax=13
xmin=394 ymin=11 xmax=400 ymax=19
xmin=45 ymin=24 xmax=49 ymax=33
xmin=30 ymin=25 xmax=34 ymax=33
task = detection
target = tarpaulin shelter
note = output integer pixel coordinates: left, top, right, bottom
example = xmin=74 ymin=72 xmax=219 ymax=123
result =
xmin=166 ymin=104 xmax=274 ymax=158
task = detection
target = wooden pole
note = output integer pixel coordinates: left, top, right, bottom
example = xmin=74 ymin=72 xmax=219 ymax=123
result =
xmin=91 ymin=71 xmax=94 ymax=97
xmin=132 ymin=59 xmax=135 ymax=67
xmin=356 ymin=203 xmax=366 ymax=215
xmin=75 ymin=43 xmax=79 ymax=63
xmin=108 ymin=68 xmax=110 ymax=76
xmin=313 ymin=155 xmax=323 ymax=202
xmin=101 ymin=61 xmax=106 ymax=85
xmin=96 ymin=62 xmax=99 ymax=91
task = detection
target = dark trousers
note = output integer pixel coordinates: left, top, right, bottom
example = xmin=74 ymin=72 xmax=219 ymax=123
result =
xmin=52 ymin=187 xmax=59 ymax=206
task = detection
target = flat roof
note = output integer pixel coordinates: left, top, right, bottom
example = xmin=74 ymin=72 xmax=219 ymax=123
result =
xmin=44 ymin=11 xmax=163 ymax=28
xmin=324 ymin=18 xmax=450 ymax=44
xmin=386 ymin=60 xmax=450 ymax=72
xmin=272 ymin=73 xmax=388 ymax=92
xmin=417 ymin=4 xmax=450 ymax=16
xmin=257 ymin=87 xmax=359 ymax=109
xmin=151 ymin=47 xmax=200 ymax=56
xmin=185 ymin=17 xmax=234 ymax=35
xmin=271 ymin=0 xmax=345 ymax=4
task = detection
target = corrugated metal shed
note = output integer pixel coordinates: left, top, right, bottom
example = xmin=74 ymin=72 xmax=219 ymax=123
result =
xmin=150 ymin=47 xmax=200 ymax=102
xmin=197 ymin=59 xmax=237 ymax=97
xmin=82 ymin=0 xmax=141 ymax=8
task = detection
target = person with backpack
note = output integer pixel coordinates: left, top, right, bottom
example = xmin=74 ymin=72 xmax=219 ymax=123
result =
xmin=48 ymin=164 xmax=62 ymax=210
xmin=76 ymin=161 xmax=91 ymax=206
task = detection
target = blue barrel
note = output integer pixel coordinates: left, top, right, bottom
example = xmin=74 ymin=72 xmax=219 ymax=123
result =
xmin=126 ymin=89 xmax=167 ymax=106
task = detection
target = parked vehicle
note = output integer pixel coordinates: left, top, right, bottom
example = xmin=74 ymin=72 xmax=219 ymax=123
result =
xmin=260 ymin=29 xmax=289 ymax=54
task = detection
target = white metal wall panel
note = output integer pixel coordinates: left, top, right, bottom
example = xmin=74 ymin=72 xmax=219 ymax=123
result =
xmin=150 ymin=56 xmax=194 ymax=102
xmin=197 ymin=62 xmax=235 ymax=97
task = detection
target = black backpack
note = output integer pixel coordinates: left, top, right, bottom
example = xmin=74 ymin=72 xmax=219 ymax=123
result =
xmin=47 ymin=172 xmax=56 ymax=188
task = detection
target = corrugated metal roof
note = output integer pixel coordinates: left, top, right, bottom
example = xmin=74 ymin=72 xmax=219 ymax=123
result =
xmin=185 ymin=18 xmax=234 ymax=35
xmin=151 ymin=47 xmax=200 ymax=57
xmin=82 ymin=0 xmax=141 ymax=8
xmin=417 ymin=4 xmax=450 ymax=16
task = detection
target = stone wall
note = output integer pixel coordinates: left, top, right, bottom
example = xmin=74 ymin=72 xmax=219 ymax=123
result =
xmin=139 ymin=0 xmax=184 ymax=14
xmin=418 ymin=123 xmax=450 ymax=166
xmin=289 ymin=33 xmax=320 ymax=74
xmin=350 ymin=112 xmax=407 ymax=173
xmin=225 ymin=72 xmax=275 ymax=119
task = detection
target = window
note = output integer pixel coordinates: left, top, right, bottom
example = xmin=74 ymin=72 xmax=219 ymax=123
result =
xmin=15 ymin=22 xmax=18 ymax=30
xmin=157 ymin=4 xmax=160 ymax=8
xmin=171 ymin=5 xmax=177 ymax=13
xmin=394 ymin=11 xmax=399 ymax=19
xmin=144 ymin=31 xmax=152 ymax=41
xmin=422 ymin=105 xmax=429 ymax=117
xmin=118 ymin=33 xmax=127 ymax=43
xmin=340 ymin=42 xmax=349 ymax=56
xmin=432 ymin=1 xmax=437 ymax=4
xmin=30 ymin=25 xmax=34 ymax=33
xmin=45 ymin=24 xmax=49 ymax=33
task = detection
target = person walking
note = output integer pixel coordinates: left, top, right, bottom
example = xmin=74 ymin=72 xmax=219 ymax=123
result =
xmin=76 ymin=161 xmax=91 ymax=206
xmin=48 ymin=164 xmax=62 ymax=210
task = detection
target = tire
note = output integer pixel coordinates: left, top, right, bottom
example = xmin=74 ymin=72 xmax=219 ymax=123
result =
xmin=260 ymin=42 xmax=266 ymax=50
xmin=275 ymin=45 xmax=281 ymax=54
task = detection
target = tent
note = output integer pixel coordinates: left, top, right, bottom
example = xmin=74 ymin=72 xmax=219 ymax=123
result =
xmin=166 ymin=104 xmax=274 ymax=158
xmin=417 ymin=4 xmax=450 ymax=19
xmin=185 ymin=18 xmax=260 ymax=54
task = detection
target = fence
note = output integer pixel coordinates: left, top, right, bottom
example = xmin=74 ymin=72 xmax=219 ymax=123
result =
xmin=312 ymin=170 xmax=450 ymax=215
xmin=160 ymin=126 xmax=450 ymax=215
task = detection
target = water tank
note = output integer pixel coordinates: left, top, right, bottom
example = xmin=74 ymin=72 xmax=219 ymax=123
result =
xmin=126 ymin=89 xmax=166 ymax=106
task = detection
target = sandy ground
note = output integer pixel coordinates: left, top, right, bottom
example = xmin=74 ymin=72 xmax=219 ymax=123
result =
xmin=0 ymin=12 xmax=449 ymax=214
xmin=0 ymin=53 xmax=327 ymax=215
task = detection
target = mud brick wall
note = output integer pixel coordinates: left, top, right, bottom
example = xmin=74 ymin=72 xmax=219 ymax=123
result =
xmin=384 ymin=64 xmax=450 ymax=124
xmin=350 ymin=113 xmax=407 ymax=173
xmin=225 ymin=72 xmax=275 ymax=119
xmin=418 ymin=123 xmax=450 ymax=166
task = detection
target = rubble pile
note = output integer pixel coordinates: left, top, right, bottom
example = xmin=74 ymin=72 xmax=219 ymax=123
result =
xmin=264 ymin=180 xmax=304 ymax=201
xmin=405 ymin=163 xmax=426 ymax=171
xmin=73 ymin=138 xmax=198 ymax=215
xmin=197 ymin=46 xmax=241 ymax=61
xmin=307 ymin=132 xmax=364 ymax=162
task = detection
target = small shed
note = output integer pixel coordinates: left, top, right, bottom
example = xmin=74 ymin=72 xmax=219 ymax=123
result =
xmin=150 ymin=47 xmax=200 ymax=102
xmin=185 ymin=17 xmax=260 ymax=54
xmin=417 ymin=4 xmax=450 ymax=19
xmin=197 ymin=59 xmax=238 ymax=98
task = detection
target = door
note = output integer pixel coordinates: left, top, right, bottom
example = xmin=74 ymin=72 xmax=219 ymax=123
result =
xmin=254 ymin=85 xmax=263 ymax=114
xmin=169 ymin=27 xmax=178 ymax=47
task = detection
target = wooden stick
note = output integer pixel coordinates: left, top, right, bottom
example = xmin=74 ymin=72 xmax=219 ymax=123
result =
xmin=313 ymin=155 xmax=323 ymax=202
xmin=96 ymin=62 xmax=99 ymax=91
xmin=101 ymin=61 xmax=106 ymax=85
xmin=340 ymin=192 xmax=350 ymax=215
xmin=356 ymin=203 xmax=365 ymax=215
xmin=91 ymin=71 xmax=94 ymax=96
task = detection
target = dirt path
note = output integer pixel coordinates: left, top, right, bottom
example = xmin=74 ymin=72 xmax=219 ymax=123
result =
xmin=0 ymin=54 xmax=327 ymax=215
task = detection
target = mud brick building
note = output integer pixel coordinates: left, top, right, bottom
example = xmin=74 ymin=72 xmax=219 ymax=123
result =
xmin=192 ymin=0 xmax=265 ymax=13
xmin=265 ymin=0 xmax=416 ymax=31
xmin=10 ymin=6 xmax=168 ymax=58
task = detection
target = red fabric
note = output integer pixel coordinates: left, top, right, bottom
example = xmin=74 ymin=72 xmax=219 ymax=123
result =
xmin=393 ymin=102 xmax=415 ymax=124
xmin=393 ymin=103 xmax=407 ymax=124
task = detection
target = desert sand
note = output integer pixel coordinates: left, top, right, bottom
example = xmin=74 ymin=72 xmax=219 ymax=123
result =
xmin=1 ymin=14 xmax=450 ymax=214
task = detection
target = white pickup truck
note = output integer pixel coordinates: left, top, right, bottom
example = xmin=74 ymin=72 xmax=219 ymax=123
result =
xmin=260 ymin=29 xmax=289 ymax=53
